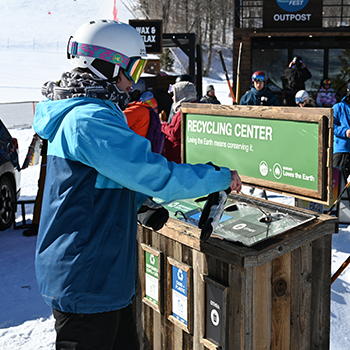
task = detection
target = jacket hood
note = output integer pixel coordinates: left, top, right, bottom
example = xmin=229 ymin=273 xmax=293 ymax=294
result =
xmin=173 ymin=81 xmax=197 ymax=113
xmin=341 ymin=95 xmax=350 ymax=104
xmin=33 ymin=97 xmax=118 ymax=141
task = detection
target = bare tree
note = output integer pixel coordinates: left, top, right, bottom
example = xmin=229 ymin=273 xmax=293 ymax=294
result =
xmin=133 ymin=0 xmax=236 ymax=74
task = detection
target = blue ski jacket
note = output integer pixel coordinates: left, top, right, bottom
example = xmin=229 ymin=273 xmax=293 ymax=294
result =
xmin=33 ymin=97 xmax=231 ymax=314
xmin=333 ymin=96 xmax=350 ymax=154
xmin=239 ymin=86 xmax=280 ymax=106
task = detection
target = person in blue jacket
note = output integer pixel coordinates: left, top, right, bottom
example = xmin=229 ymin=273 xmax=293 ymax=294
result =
xmin=239 ymin=71 xmax=278 ymax=198
xmin=333 ymin=80 xmax=350 ymax=180
xmin=33 ymin=19 xmax=242 ymax=350
xmin=239 ymin=71 xmax=280 ymax=106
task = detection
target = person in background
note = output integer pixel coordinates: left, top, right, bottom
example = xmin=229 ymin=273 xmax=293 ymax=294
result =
xmin=333 ymin=80 xmax=350 ymax=180
xmin=240 ymin=70 xmax=279 ymax=198
xmin=239 ymin=71 xmax=280 ymax=106
xmin=166 ymin=73 xmax=195 ymax=123
xmin=281 ymin=56 xmax=312 ymax=106
xmin=33 ymin=19 xmax=242 ymax=350
xmin=200 ymin=84 xmax=221 ymax=104
xmin=124 ymin=78 xmax=164 ymax=154
xmin=295 ymin=90 xmax=315 ymax=107
xmin=316 ymin=78 xmax=337 ymax=107
xmin=161 ymin=81 xmax=198 ymax=163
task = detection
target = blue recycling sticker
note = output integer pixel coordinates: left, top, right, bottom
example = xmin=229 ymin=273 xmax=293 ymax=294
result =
xmin=190 ymin=212 xmax=231 ymax=223
xmin=276 ymin=0 xmax=309 ymax=12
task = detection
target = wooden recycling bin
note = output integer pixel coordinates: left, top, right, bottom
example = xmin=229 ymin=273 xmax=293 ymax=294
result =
xmin=134 ymin=104 xmax=336 ymax=349
xmin=135 ymin=199 xmax=337 ymax=350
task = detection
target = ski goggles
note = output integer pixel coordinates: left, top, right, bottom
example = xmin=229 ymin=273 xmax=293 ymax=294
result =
xmin=68 ymin=40 xmax=147 ymax=83
xmin=295 ymin=97 xmax=306 ymax=104
xmin=252 ymin=75 xmax=266 ymax=82
xmin=168 ymin=84 xmax=174 ymax=94
xmin=323 ymin=79 xmax=331 ymax=85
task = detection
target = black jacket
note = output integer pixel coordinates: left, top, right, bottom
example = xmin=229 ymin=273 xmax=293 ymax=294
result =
xmin=200 ymin=94 xmax=221 ymax=104
xmin=281 ymin=65 xmax=312 ymax=91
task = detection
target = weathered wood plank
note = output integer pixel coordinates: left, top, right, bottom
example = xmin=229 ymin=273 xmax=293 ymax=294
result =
xmin=136 ymin=226 xmax=150 ymax=349
xmin=228 ymin=265 xmax=243 ymax=349
xmin=271 ymin=252 xmax=291 ymax=350
xmin=152 ymin=230 xmax=162 ymax=350
xmin=252 ymin=261 xmax=272 ymax=350
xmin=243 ymin=267 xmax=253 ymax=350
xmin=193 ymin=250 xmax=206 ymax=350
xmin=310 ymin=235 xmax=332 ymax=349
xmin=290 ymin=243 xmax=312 ymax=350
xmin=162 ymin=232 xmax=174 ymax=350
xmin=181 ymin=104 xmax=331 ymax=123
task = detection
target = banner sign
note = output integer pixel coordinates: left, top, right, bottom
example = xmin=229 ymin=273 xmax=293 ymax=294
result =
xmin=129 ymin=19 xmax=162 ymax=54
xmin=263 ymin=0 xmax=322 ymax=28
xmin=145 ymin=251 xmax=159 ymax=305
xmin=172 ymin=266 xmax=188 ymax=325
xmin=185 ymin=113 xmax=318 ymax=191
xmin=181 ymin=104 xmax=333 ymax=203
xmin=205 ymin=282 xmax=224 ymax=345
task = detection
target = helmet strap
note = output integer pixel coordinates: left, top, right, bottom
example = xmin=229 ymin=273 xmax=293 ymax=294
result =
xmin=90 ymin=58 xmax=120 ymax=81
xmin=88 ymin=65 xmax=108 ymax=80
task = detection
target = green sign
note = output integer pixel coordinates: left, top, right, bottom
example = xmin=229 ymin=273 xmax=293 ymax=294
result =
xmin=185 ymin=114 xmax=319 ymax=191
xmin=145 ymin=252 xmax=159 ymax=305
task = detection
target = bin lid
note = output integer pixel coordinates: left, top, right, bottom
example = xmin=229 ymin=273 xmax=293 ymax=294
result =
xmin=154 ymin=194 xmax=316 ymax=247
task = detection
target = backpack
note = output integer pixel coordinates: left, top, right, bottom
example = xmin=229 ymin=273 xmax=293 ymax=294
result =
xmin=145 ymin=106 xmax=165 ymax=154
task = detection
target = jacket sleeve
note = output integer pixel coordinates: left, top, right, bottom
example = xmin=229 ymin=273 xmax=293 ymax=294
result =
xmin=316 ymin=91 xmax=323 ymax=106
xmin=268 ymin=92 xmax=280 ymax=106
xmin=331 ymin=92 xmax=337 ymax=105
xmin=60 ymin=104 xmax=232 ymax=202
xmin=161 ymin=111 xmax=182 ymax=143
xmin=333 ymin=104 xmax=349 ymax=139
xmin=302 ymin=67 xmax=312 ymax=81
xmin=239 ymin=93 xmax=248 ymax=105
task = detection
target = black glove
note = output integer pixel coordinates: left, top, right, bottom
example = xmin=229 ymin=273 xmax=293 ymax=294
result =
xmin=198 ymin=188 xmax=231 ymax=242
xmin=137 ymin=197 xmax=169 ymax=231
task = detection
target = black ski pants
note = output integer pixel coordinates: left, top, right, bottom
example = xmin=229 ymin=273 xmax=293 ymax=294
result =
xmin=334 ymin=152 xmax=350 ymax=181
xmin=53 ymin=303 xmax=139 ymax=350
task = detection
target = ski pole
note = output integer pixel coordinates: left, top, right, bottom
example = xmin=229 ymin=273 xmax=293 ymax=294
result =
xmin=331 ymin=255 xmax=350 ymax=284
xmin=218 ymin=50 xmax=236 ymax=104
xmin=328 ymin=178 xmax=350 ymax=284
xmin=326 ymin=179 xmax=350 ymax=215
xmin=236 ymin=42 xmax=243 ymax=103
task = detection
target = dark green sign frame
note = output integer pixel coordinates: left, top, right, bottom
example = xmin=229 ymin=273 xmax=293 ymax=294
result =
xmin=181 ymin=104 xmax=333 ymax=204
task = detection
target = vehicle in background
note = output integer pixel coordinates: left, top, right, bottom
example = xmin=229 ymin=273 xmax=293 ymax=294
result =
xmin=0 ymin=119 xmax=20 ymax=230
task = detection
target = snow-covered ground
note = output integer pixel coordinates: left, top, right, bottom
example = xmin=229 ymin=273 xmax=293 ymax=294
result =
xmin=0 ymin=1 xmax=350 ymax=349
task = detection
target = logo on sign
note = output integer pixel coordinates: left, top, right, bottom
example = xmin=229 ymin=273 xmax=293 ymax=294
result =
xmin=150 ymin=254 xmax=155 ymax=265
xmin=232 ymin=223 xmax=247 ymax=230
xmin=211 ymin=309 xmax=220 ymax=326
xmin=259 ymin=161 xmax=269 ymax=176
xmin=276 ymin=0 xmax=309 ymax=12
xmin=273 ymin=163 xmax=283 ymax=179
xmin=177 ymin=269 xmax=184 ymax=281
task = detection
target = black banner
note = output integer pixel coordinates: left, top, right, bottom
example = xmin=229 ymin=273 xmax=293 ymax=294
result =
xmin=263 ymin=0 xmax=322 ymax=28
xmin=205 ymin=282 xmax=224 ymax=345
xmin=129 ymin=20 xmax=163 ymax=54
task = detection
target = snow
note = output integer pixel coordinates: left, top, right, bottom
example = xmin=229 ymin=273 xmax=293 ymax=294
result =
xmin=0 ymin=1 xmax=349 ymax=349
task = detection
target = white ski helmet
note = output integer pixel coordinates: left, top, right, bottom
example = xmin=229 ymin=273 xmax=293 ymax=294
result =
xmin=67 ymin=19 xmax=148 ymax=82
xmin=295 ymin=90 xmax=309 ymax=104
